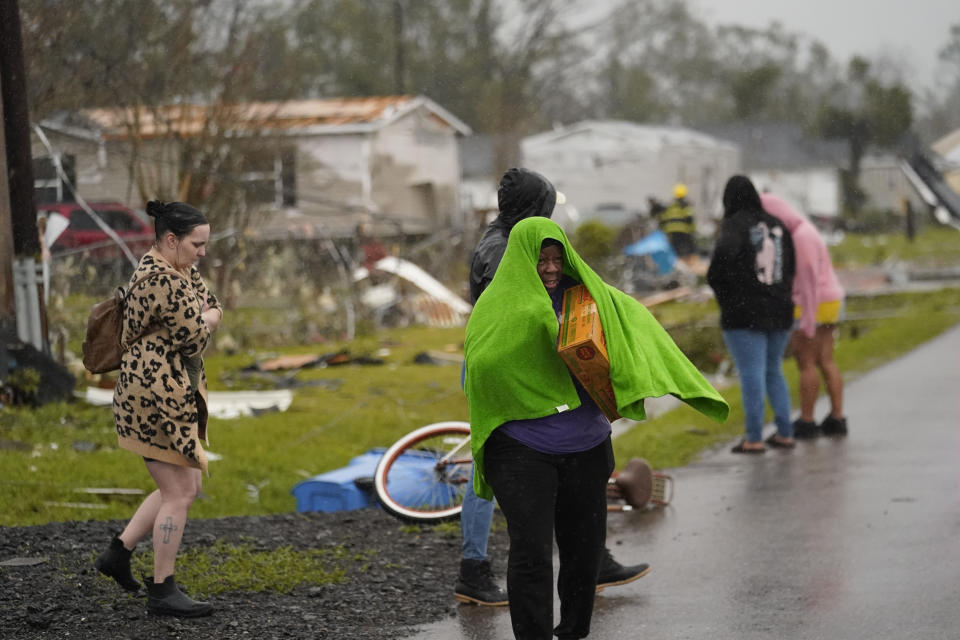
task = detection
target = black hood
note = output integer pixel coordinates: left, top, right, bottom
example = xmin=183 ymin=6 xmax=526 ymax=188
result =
xmin=496 ymin=168 xmax=557 ymax=227
xmin=722 ymin=175 xmax=763 ymax=218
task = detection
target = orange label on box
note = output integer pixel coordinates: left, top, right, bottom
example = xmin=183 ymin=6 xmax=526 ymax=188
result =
xmin=558 ymin=285 xmax=620 ymax=421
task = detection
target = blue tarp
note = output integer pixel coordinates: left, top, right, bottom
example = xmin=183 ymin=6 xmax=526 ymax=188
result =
xmin=291 ymin=448 xmax=464 ymax=514
xmin=291 ymin=450 xmax=384 ymax=513
xmin=622 ymin=231 xmax=676 ymax=274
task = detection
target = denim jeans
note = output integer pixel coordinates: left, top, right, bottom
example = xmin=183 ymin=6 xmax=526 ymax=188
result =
xmin=460 ymin=475 xmax=495 ymax=561
xmin=460 ymin=359 xmax=495 ymax=561
xmin=722 ymin=328 xmax=793 ymax=442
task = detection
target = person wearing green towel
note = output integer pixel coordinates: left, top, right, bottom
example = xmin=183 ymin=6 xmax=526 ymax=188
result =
xmin=457 ymin=167 xmax=649 ymax=608
xmin=464 ymin=216 xmax=728 ymax=640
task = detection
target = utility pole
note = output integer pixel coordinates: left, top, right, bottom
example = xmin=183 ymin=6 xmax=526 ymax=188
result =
xmin=0 ymin=69 xmax=13 ymax=382
xmin=0 ymin=71 xmax=14 ymax=325
xmin=1 ymin=0 xmax=39 ymax=256
xmin=393 ymin=0 xmax=405 ymax=94
xmin=1 ymin=0 xmax=46 ymax=353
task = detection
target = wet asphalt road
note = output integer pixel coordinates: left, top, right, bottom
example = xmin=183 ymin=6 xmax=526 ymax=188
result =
xmin=412 ymin=324 xmax=960 ymax=639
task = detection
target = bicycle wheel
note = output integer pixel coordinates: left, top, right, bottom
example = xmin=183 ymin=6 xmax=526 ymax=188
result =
xmin=374 ymin=421 xmax=472 ymax=523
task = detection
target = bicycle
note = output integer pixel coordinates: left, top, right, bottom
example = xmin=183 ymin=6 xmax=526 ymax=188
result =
xmin=373 ymin=421 xmax=473 ymax=523
xmin=372 ymin=421 xmax=673 ymax=524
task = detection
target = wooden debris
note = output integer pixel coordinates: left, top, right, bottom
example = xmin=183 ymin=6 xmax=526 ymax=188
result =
xmin=42 ymin=501 xmax=107 ymax=510
xmin=74 ymin=487 xmax=145 ymax=496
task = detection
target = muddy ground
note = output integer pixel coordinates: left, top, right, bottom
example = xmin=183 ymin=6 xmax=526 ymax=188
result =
xmin=0 ymin=509 xmax=509 ymax=639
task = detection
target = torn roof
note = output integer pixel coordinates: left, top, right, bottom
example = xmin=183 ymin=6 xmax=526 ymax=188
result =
xmin=932 ymin=127 xmax=960 ymax=166
xmin=71 ymin=95 xmax=472 ymax=142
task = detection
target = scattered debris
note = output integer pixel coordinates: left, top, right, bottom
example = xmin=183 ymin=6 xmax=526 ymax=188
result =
xmin=83 ymin=387 xmax=295 ymax=419
xmin=246 ymin=480 xmax=270 ymax=504
xmin=353 ymin=256 xmax=473 ymax=327
xmin=42 ymin=501 xmax=107 ymax=510
xmin=346 ymin=355 xmax=386 ymax=366
xmin=251 ymin=353 xmax=330 ymax=371
xmin=244 ymin=350 xmax=384 ymax=373
xmin=74 ymin=487 xmax=145 ymax=497
xmin=2 ymin=327 xmax=76 ymax=406
xmin=639 ymin=286 xmax=694 ymax=307
xmin=224 ymin=369 xmax=344 ymax=391
xmin=0 ymin=557 xmax=48 ymax=567
xmin=413 ymin=350 xmax=464 ymax=366
xmin=0 ymin=438 xmax=32 ymax=452
xmin=400 ymin=294 xmax=468 ymax=328
xmin=606 ymin=458 xmax=674 ymax=511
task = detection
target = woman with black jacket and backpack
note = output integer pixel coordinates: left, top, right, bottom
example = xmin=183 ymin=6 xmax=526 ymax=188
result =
xmin=707 ymin=176 xmax=797 ymax=453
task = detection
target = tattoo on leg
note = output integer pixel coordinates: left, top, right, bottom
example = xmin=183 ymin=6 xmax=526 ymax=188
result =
xmin=159 ymin=517 xmax=179 ymax=544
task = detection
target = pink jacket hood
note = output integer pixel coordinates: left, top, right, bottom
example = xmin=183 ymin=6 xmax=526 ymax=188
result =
xmin=759 ymin=194 xmax=806 ymax=233
xmin=760 ymin=193 xmax=844 ymax=337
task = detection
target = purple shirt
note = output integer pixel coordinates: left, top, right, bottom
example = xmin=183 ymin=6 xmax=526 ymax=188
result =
xmin=498 ymin=277 xmax=612 ymax=454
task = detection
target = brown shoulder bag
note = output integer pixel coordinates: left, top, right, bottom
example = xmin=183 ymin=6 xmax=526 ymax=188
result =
xmin=81 ymin=271 xmax=185 ymax=374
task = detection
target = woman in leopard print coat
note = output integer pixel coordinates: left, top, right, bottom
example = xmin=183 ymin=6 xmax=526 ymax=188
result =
xmin=94 ymin=201 xmax=223 ymax=617
xmin=113 ymin=251 xmax=217 ymax=472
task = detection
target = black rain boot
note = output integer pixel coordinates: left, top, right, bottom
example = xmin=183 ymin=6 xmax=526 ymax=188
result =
xmin=94 ymin=536 xmax=141 ymax=592
xmin=454 ymin=558 xmax=508 ymax=606
xmin=146 ymin=575 xmax=213 ymax=617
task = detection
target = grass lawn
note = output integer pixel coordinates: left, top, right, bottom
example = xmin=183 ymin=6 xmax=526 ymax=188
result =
xmin=2 ymin=225 xmax=959 ymax=527
xmin=828 ymin=225 xmax=960 ymax=267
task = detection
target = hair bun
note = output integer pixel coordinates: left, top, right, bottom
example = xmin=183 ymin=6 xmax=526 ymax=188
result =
xmin=145 ymin=200 xmax=167 ymax=218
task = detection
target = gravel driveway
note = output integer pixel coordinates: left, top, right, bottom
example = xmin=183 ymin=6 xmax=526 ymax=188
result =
xmin=0 ymin=510 xmax=508 ymax=639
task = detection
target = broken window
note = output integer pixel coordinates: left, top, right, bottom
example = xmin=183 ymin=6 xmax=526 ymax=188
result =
xmin=33 ymin=155 xmax=76 ymax=203
xmin=239 ymin=147 xmax=296 ymax=208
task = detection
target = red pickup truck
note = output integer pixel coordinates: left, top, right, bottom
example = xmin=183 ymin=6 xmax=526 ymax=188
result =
xmin=39 ymin=201 xmax=154 ymax=260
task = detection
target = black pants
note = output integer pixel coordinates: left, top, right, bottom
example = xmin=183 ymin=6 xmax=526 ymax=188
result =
xmin=484 ymin=429 xmax=614 ymax=640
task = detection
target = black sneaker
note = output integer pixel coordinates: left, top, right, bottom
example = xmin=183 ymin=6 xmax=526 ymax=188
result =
xmin=820 ymin=415 xmax=848 ymax=436
xmin=792 ymin=419 xmax=820 ymax=440
xmin=595 ymin=548 xmax=651 ymax=592
xmin=454 ymin=559 xmax=508 ymax=606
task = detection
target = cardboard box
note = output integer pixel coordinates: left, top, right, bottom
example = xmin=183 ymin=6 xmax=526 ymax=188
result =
xmin=558 ymin=284 xmax=620 ymax=421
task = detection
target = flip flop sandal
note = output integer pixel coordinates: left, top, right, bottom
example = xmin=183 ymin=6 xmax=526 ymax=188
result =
xmin=765 ymin=434 xmax=796 ymax=449
xmin=731 ymin=440 xmax=765 ymax=454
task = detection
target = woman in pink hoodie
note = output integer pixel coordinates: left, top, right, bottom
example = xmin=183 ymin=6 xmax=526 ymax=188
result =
xmin=760 ymin=193 xmax=848 ymax=438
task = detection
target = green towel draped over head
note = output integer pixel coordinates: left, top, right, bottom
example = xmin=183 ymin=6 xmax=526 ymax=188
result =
xmin=464 ymin=217 xmax=728 ymax=499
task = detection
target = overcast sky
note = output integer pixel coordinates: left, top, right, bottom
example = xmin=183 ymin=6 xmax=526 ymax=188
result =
xmin=692 ymin=0 xmax=959 ymax=92
xmin=564 ymin=1 xmax=958 ymax=93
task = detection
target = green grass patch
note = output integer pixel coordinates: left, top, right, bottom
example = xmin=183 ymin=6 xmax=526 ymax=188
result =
xmin=829 ymin=225 xmax=960 ymax=267
xmin=124 ymin=539 xmax=354 ymax=595
xmin=1 ymin=325 xmax=470 ymax=526
xmin=2 ymin=289 xmax=960 ymax=526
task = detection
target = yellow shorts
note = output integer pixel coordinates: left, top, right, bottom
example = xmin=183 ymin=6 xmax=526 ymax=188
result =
xmin=794 ymin=300 xmax=844 ymax=325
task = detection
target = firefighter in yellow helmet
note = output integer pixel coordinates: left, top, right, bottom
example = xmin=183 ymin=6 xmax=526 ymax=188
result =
xmin=657 ymin=183 xmax=696 ymax=257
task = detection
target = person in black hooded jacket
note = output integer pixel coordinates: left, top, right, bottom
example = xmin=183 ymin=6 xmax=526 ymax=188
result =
xmin=468 ymin=168 xmax=557 ymax=304
xmin=707 ymin=175 xmax=797 ymax=453
xmin=456 ymin=167 xmax=651 ymax=608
